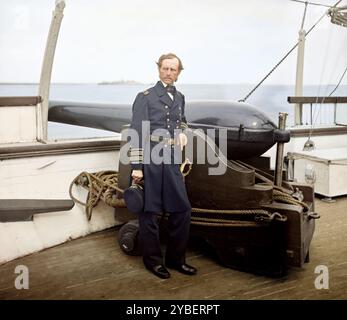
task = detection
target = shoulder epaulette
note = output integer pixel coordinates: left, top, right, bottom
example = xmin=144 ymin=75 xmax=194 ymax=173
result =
xmin=143 ymin=90 xmax=149 ymax=95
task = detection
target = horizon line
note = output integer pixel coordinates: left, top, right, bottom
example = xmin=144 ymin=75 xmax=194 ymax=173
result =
xmin=0 ymin=82 xmax=345 ymax=86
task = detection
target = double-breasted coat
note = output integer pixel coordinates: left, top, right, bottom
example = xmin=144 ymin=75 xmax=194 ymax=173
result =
xmin=130 ymin=81 xmax=191 ymax=213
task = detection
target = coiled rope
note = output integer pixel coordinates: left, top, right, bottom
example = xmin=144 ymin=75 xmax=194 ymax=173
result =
xmin=69 ymin=171 xmax=125 ymax=220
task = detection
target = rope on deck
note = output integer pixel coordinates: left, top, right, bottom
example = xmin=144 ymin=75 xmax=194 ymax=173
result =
xmin=69 ymin=171 xmax=126 ymax=220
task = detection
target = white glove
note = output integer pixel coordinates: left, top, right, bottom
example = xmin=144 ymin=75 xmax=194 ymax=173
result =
xmin=176 ymin=132 xmax=188 ymax=151
xmin=132 ymin=170 xmax=143 ymax=184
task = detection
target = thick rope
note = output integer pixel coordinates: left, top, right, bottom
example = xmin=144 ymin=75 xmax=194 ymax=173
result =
xmin=273 ymin=190 xmax=310 ymax=211
xmin=192 ymin=208 xmax=269 ymax=215
xmin=69 ymin=171 xmax=126 ymax=220
xmin=190 ymin=218 xmax=259 ymax=228
xmin=70 ymin=166 xmax=309 ymax=221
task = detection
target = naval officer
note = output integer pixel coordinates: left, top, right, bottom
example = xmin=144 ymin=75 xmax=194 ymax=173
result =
xmin=130 ymin=53 xmax=197 ymax=279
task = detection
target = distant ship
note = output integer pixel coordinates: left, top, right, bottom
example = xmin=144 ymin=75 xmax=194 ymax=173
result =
xmin=98 ymin=80 xmax=143 ymax=85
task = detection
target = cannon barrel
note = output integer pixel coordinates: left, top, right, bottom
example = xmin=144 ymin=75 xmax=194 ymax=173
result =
xmin=49 ymin=100 xmax=290 ymax=159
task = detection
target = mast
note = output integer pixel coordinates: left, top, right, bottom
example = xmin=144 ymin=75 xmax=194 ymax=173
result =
xmin=294 ymin=2 xmax=308 ymax=126
xmin=37 ymin=0 xmax=66 ymax=141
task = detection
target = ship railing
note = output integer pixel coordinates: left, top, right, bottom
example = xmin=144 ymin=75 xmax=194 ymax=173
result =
xmin=288 ymin=96 xmax=347 ymax=127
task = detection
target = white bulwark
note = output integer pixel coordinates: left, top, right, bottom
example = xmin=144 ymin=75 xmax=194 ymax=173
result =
xmin=0 ymin=0 xmax=122 ymax=265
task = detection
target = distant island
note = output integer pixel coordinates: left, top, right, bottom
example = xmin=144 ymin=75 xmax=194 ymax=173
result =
xmin=98 ymin=80 xmax=142 ymax=85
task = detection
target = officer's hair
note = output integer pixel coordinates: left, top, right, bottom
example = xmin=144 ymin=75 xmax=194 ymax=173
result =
xmin=156 ymin=53 xmax=184 ymax=72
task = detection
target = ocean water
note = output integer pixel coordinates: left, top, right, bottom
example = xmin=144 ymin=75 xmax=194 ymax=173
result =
xmin=1 ymin=83 xmax=346 ymax=139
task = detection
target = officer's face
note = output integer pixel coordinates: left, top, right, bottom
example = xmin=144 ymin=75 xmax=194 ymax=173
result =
xmin=159 ymin=58 xmax=180 ymax=85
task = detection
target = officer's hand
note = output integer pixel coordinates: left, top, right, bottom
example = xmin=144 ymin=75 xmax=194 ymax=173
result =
xmin=132 ymin=170 xmax=143 ymax=184
xmin=177 ymin=132 xmax=188 ymax=151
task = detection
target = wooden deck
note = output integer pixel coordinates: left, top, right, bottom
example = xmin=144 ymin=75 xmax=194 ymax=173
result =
xmin=0 ymin=196 xmax=346 ymax=300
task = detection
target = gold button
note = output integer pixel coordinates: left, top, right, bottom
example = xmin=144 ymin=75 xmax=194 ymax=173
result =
xmin=167 ymin=118 xmax=170 ymax=121
xmin=167 ymin=112 xmax=170 ymax=115
xmin=167 ymin=125 xmax=170 ymax=128
xmin=165 ymin=106 xmax=168 ymax=109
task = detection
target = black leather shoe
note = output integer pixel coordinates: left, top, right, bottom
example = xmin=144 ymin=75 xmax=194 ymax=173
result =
xmin=146 ymin=264 xmax=171 ymax=279
xmin=166 ymin=262 xmax=197 ymax=275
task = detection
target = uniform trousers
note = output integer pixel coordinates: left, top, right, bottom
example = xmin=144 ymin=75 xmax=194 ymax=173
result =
xmin=138 ymin=210 xmax=191 ymax=268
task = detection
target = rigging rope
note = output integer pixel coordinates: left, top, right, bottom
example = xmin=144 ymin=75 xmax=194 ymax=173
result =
xmin=290 ymin=0 xmax=334 ymax=8
xmin=307 ymin=20 xmax=335 ymax=131
xmin=306 ymin=65 xmax=347 ymax=140
xmin=328 ymin=66 xmax=347 ymax=96
xmin=239 ymin=0 xmax=342 ymax=102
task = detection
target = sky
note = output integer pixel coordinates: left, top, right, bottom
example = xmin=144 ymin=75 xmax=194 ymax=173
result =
xmin=0 ymin=0 xmax=347 ymax=85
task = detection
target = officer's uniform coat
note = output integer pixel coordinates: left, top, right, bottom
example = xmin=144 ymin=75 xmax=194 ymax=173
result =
xmin=130 ymin=81 xmax=191 ymax=214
